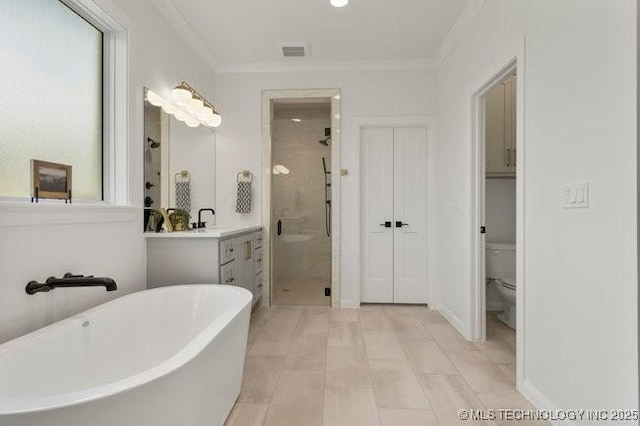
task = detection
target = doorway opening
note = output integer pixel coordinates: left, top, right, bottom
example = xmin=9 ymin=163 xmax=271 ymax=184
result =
xmin=470 ymin=56 xmax=524 ymax=386
xmin=483 ymin=69 xmax=518 ymax=365
xmin=261 ymin=89 xmax=342 ymax=308
xmin=272 ymin=98 xmax=331 ymax=306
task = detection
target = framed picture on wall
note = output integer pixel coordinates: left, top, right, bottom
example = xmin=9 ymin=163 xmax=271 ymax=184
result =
xmin=31 ymin=160 xmax=72 ymax=203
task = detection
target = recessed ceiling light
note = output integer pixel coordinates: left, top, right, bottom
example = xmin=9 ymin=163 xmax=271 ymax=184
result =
xmin=292 ymin=118 xmax=302 ymax=122
xmin=331 ymin=0 xmax=348 ymax=7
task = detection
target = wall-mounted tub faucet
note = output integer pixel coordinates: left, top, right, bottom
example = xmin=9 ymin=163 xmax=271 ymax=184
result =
xmin=26 ymin=273 xmax=117 ymax=295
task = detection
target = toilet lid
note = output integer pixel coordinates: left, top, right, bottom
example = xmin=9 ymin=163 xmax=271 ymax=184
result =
xmin=501 ymin=278 xmax=516 ymax=290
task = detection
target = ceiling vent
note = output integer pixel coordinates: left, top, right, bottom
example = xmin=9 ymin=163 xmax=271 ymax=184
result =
xmin=279 ymin=43 xmax=309 ymax=58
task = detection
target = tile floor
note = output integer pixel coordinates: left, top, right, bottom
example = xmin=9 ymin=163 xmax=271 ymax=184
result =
xmin=225 ymin=306 xmax=543 ymax=426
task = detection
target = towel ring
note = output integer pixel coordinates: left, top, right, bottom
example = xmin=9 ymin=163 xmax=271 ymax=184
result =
xmin=175 ymin=170 xmax=190 ymax=184
xmin=237 ymin=170 xmax=253 ymax=183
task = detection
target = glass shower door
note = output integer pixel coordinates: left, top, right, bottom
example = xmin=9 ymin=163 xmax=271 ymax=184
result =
xmin=271 ymin=112 xmax=331 ymax=306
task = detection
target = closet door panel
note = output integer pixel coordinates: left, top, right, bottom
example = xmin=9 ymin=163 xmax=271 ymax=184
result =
xmin=393 ymin=128 xmax=428 ymax=304
xmin=361 ymin=128 xmax=394 ymax=303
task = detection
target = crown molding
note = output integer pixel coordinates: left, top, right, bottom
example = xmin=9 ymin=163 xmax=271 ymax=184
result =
xmin=151 ymin=0 xmax=486 ymax=75
xmin=150 ymin=0 xmax=219 ymax=71
xmin=432 ymin=0 xmax=487 ymax=67
xmin=215 ymin=58 xmax=436 ymax=74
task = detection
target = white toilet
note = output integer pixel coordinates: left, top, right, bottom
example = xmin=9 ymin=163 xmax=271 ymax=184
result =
xmin=486 ymin=242 xmax=516 ymax=329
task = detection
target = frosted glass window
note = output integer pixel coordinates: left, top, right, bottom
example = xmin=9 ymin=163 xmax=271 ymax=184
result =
xmin=0 ymin=0 xmax=103 ymax=201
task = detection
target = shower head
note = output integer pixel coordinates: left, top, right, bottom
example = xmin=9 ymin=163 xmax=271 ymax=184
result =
xmin=147 ymin=137 xmax=160 ymax=149
xmin=319 ymin=127 xmax=331 ymax=146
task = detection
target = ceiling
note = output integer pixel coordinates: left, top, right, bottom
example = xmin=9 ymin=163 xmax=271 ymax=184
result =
xmin=160 ymin=0 xmax=471 ymax=71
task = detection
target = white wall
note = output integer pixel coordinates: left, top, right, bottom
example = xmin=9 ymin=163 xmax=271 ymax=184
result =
xmin=213 ymin=69 xmax=436 ymax=306
xmin=0 ymin=0 xmax=217 ymax=344
xmin=485 ymin=178 xmax=515 ymax=243
xmin=433 ymin=0 xmax=637 ymax=413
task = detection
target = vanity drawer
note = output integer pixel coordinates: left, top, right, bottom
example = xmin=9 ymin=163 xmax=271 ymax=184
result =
xmin=254 ymin=232 xmax=263 ymax=248
xmin=221 ymin=260 xmax=236 ymax=285
xmin=254 ymin=246 xmax=264 ymax=273
xmin=254 ymin=271 xmax=263 ymax=304
xmin=220 ymin=239 xmax=236 ymax=265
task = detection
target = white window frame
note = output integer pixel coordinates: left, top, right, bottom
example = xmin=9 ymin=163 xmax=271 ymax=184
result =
xmin=0 ymin=0 xmax=129 ymax=206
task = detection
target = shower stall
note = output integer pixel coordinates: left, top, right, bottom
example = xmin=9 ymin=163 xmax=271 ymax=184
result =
xmin=271 ymin=99 xmax=332 ymax=306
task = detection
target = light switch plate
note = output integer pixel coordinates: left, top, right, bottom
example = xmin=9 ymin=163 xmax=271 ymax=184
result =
xmin=563 ymin=183 xmax=589 ymax=209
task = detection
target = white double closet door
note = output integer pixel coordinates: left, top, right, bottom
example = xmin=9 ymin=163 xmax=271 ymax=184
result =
xmin=361 ymin=127 xmax=428 ymax=304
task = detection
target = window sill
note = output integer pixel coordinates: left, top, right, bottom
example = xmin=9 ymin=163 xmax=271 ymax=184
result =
xmin=0 ymin=201 xmax=140 ymax=227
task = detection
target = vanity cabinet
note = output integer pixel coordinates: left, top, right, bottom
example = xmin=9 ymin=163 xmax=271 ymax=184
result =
xmin=233 ymin=233 xmax=257 ymax=298
xmin=253 ymin=234 xmax=264 ymax=304
xmin=146 ymin=227 xmax=263 ymax=306
xmin=220 ymin=260 xmax=236 ymax=286
xmin=485 ymin=74 xmax=516 ymax=176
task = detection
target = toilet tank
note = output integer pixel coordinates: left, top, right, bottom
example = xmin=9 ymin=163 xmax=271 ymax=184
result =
xmin=486 ymin=242 xmax=516 ymax=280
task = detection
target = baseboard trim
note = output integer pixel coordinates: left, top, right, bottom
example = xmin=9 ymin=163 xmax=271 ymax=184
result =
xmin=431 ymin=302 xmax=469 ymax=339
xmin=340 ymin=299 xmax=360 ymax=309
xmin=519 ymin=380 xmax=575 ymax=426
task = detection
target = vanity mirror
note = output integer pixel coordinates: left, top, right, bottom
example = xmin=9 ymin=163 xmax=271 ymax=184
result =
xmin=144 ymin=88 xmax=170 ymax=210
xmin=143 ymin=87 xmax=217 ymax=231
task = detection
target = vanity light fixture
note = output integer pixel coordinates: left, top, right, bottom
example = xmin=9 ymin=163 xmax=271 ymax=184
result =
xmin=171 ymin=83 xmax=192 ymax=106
xmin=146 ymin=90 xmax=165 ymax=107
xmin=330 ymin=0 xmax=348 ymax=7
xmin=291 ymin=118 xmax=302 ymax=122
xmin=146 ymin=83 xmax=222 ymax=128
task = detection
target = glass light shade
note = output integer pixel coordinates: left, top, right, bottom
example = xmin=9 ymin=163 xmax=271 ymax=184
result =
xmin=174 ymin=110 xmax=189 ymax=122
xmin=206 ymin=112 xmax=222 ymax=128
xmin=331 ymin=0 xmax=348 ymax=7
xmin=172 ymin=86 xmax=192 ymax=106
xmin=146 ymin=90 xmax=165 ymax=107
xmin=161 ymin=102 xmax=177 ymax=115
xmin=199 ymin=106 xmax=214 ymax=121
xmin=188 ymin=98 xmax=204 ymax=114
xmin=185 ymin=117 xmax=200 ymax=128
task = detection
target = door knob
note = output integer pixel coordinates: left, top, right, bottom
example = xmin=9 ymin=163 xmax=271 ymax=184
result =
xmin=395 ymin=221 xmax=409 ymax=228
xmin=379 ymin=221 xmax=392 ymax=228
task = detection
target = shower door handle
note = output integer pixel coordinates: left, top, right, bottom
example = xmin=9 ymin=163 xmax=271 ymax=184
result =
xmin=277 ymin=220 xmax=282 ymax=236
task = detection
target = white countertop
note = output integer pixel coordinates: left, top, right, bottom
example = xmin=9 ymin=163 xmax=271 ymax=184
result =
xmin=145 ymin=225 xmax=262 ymax=239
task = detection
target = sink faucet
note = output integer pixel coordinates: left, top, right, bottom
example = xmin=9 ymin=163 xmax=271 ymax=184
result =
xmin=196 ymin=208 xmax=215 ymax=229
xmin=26 ymin=273 xmax=117 ymax=295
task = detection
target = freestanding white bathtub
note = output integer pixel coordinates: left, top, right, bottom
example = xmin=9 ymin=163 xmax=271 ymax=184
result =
xmin=0 ymin=285 xmax=252 ymax=426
